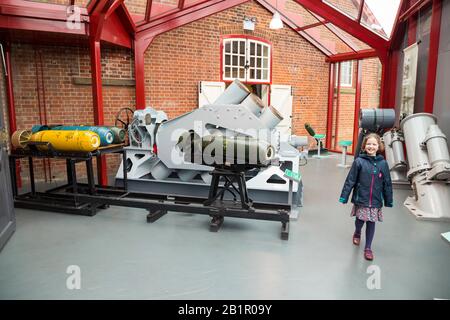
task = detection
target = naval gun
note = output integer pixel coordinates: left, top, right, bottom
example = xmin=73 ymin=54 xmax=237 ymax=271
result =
xmin=115 ymin=79 xmax=308 ymax=212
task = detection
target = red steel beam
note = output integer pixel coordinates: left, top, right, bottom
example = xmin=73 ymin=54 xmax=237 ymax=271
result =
xmin=145 ymin=0 xmax=153 ymax=22
xmin=89 ymin=37 xmax=108 ymax=186
xmin=326 ymin=63 xmax=335 ymax=149
xmin=295 ymin=20 xmax=325 ymax=32
xmin=326 ymin=49 xmax=378 ymax=62
xmin=352 ymin=60 xmax=362 ymax=155
xmin=424 ymin=0 xmax=442 ymax=113
xmin=294 ymin=0 xmax=389 ymax=56
xmin=178 ymin=0 xmax=185 ymax=10
xmin=134 ymin=36 xmax=154 ymax=109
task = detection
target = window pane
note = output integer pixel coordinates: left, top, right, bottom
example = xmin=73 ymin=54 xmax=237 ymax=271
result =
xmin=240 ymin=41 xmax=245 ymax=54
xmin=257 ymin=44 xmax=261 ymax=56
xmin=232 ymin=55 xmax=238 ymax=66
xmin=225 ymin=55 xmax=231 ymax=66
xmin=240 ymin=56 xmax=245 ymax=67
xmin=257 ymin=58 xmax=261 ymax=68
xmin=250 ymin=57 xmax=255 ymax=67
xmin=256 ymin=69 xmax=261 ymax=79
xmin=232 ymin=41 xmax=238 ymax=54
xmin=250 ymin=42 xmax=255 ymax=55
xmin=239 ymin=68 xmax=245 ymax=79
xmin=263 ymin=58 xmax=268 ymax=68
xmin=250 ymin=69 xmax=255 ymax=79
xmin=225 ymin=67 xmax=231 ymax=78
xmin=263 ymin=45 xmax=268 ymax=57
xmin=225 ymin=42 xmax=231 ymax=53
xmin=263 ymin=70 xmax=268 ymax=80
xmin=232 ymin=68 xmax=238 ymax=78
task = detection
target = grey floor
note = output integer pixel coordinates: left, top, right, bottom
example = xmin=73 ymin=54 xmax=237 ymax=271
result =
xmin=0 ymin=155 xmax=449 ymax=300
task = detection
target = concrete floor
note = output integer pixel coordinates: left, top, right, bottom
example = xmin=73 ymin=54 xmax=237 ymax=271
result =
xmin=0 ymin=155 xmax=449 ymax=299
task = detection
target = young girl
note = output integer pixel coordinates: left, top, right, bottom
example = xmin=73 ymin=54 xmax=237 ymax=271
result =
xmin=339 ymin=133 xmax=393 ymax=261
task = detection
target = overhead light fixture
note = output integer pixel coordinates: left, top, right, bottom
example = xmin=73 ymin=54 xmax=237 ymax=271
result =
xmin=269 ymin=0 xmax=283 ymax=30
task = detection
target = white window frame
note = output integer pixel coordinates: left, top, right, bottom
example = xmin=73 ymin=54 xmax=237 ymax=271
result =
xmin=337 ymin=61 xmax=353 ymax=87
xmin=222 ymin=37 xmax=271 ymax=83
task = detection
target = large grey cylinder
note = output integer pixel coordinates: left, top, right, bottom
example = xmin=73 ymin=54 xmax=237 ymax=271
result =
xmin=259 ymin=105 xmax=283 ymax=129
xmin=240 ymin=93 xmax=265 ymax=116
xmin=383 ymin=130 xmax=407 ymax=170
xmin=360 ymin=108 xmax=396 ymax=131
xmin=177 ymin=169 xmax=199 ymax=182
xmin=214 ymin=79 xmax=250 ymax=105
xmin=151 ymin=160 xmax=172 ymax=180
xmin=423 ymin=124 xmax=450 ymax=167
xmin=400 ymin=113 xmax=437 ymax=178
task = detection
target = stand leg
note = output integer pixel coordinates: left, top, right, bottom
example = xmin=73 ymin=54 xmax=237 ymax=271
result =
xmin=281 ymin=221 xmax=289 ymax=240
xmin=146 ymin=209 xmax=168 ymax=223
xmin=209 ymin=215 xmax=224 ymax=232
xmin=29 ymin=157 xmax=36 ymax=196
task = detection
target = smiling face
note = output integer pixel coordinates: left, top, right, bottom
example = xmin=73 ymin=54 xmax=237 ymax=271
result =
xmin=365 ymin=137 xmax=379 ymax=156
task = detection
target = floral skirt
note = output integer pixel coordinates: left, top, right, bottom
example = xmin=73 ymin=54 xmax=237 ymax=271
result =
xmin=351 ymin=205 xmax=383 ymax=222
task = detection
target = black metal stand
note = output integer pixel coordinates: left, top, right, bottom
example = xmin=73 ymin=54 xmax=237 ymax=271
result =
xmin=9 ymin=147 xmax=290 ymax=240
xmin=204 ymin=168 xmax=252 ymax=209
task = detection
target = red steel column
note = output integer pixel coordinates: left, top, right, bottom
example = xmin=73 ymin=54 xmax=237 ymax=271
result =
xmin=4 ymin=43 xmax=21 ymax=187
xmin=424 ymin=0 xmax=442 ymax=113
xmin=89 ymin=38 xmax=107 ymax=186
xmin=334 ymin=62 xmax=341 ymax=150
xmin=134 ymin=36 xmax=154 ymax=110
xmin=352 ymin=60 xmax=362 ymax=155
xmin=326 ymin=63 xmax=335 ymax=149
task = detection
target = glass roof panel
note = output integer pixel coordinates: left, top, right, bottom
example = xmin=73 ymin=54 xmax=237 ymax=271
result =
xmin=361 ymin=0 xmax=400 ymax=38
xmin=75 ymin=0 xmax=90 ymax=6
xmin=184 ymin=0 xmax=209 ymax=8
xmin=149 ymin=0 xmax=179 ymax=20
xmin=327 ymin=23 xmax=372 ymax=51
xmin=323 ymin=0 xmax=362 ymax=20
xmin=302 ymin=24 xmax=354 ymax=55
xmin=25 ymin=0 xmax=71 ymax=4
xmin=277 ymin=0 xmax=324 ymax=28
xmin=124 ymin=0 xmax=146 ymax=23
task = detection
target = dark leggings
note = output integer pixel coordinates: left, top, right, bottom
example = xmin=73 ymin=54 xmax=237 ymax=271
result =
xmin=354 ymin=218 xmax=376 ymax=249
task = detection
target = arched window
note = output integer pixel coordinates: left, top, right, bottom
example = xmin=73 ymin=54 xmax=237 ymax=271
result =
xmin=221 ymin=36 xmax=271 ymax=84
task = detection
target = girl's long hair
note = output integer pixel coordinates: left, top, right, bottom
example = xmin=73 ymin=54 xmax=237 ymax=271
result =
xmin=362 ymin=133 xmax=384 ymax=154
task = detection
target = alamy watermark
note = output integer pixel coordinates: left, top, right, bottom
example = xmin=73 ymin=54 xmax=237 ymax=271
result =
xmin=66 ymin=265 xmax=81 ymax=290
xmin=366 ymin=265 xmax=381 ymax=290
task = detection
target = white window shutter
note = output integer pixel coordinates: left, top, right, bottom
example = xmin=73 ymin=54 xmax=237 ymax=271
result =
xmin=270 ymin=84 xmax=293 ymax=136
xmin=198 ymin=81 xmax=225 ymax=108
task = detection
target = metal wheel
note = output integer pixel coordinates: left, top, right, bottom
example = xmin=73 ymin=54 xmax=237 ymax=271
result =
xmin=115 ymin=107 xmax=135 ymax=131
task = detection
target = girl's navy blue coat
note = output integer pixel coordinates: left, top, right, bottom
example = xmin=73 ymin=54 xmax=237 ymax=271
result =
xmin=340 ymin=153 xmax=393 ymax=208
